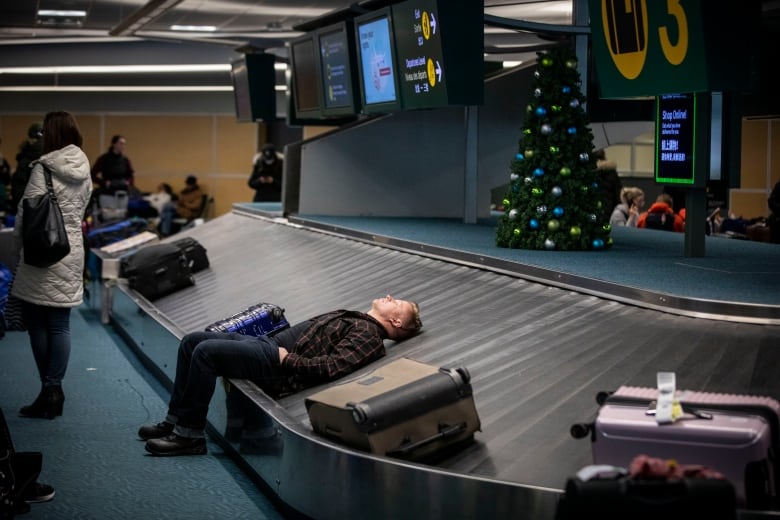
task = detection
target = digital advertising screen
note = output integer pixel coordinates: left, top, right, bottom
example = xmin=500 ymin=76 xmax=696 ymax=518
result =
xmin=230 ymin=58 xmax=253 ymax=122
xmin=229 ymin=54 xmax=277 ymax=123
xmin=355 ymin=9 xmax=401 ymax=113
xmin=289 ymin=35 xmax=323 ymax=118
xmin=318 ymin=22 xmax=358 ymax=116
xmin=655 ymin=93 xmax=698 ymax=185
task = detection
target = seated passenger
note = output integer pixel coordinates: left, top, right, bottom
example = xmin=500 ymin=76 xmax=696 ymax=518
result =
xmin=609 ymin=187 xmax=645 ymax=227
xmin=159 ymin=175 xmax=205 ymax=236
xmin=637 ymin=193 xmax=685 ymax=232
xmin=138 ymin=295 xmax=422 ymax=456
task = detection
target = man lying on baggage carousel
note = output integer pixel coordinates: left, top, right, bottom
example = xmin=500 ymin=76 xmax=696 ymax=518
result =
xmin=138 ymin=295 xmax=422 ymax=456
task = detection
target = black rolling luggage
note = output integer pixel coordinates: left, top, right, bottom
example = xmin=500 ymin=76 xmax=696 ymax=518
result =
xmin=305 ymin=358 xmax=481 ymax=462
xmin=120 ymin=242 xmax=194 ymax=301
xmin=171 ymin=237 xmax=209 ymax=273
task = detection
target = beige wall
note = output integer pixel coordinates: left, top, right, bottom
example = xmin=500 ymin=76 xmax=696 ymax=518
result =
xmin=0 ymin=113 xmax=263 ymax=218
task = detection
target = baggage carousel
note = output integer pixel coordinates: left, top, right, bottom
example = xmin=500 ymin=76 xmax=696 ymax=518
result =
xmin=107 ymin=207 xmax=780 ymax=519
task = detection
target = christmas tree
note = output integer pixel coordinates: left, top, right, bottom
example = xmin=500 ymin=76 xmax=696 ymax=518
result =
xmin=495 ymin=46 xmax=612 ymax=251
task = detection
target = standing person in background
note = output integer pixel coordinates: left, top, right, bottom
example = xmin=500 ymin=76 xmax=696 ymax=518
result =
xmin=159 ymin=175 xmax=205 ymax=237
xmin=768 ymin=181 xmax=780 ymax=243
xmin=0 ymin=137 xmax=12 ymax=214
xmin=9 ymin=123 xmax=43 ymax=216
xmin=593 ymin=149 xmax=622 ymax=220
xmin=91 ymin=135 xmax=134 ymax=194
xmin=248 ymin=143 xmax=283 ymax=202
xmin=609 ymin=187 xmax=645 ymax=227
xmin=11 ymin=111 xmax=92 ymax=419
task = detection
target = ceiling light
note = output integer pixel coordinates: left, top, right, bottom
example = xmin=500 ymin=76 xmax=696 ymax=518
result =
xmin=37 ymin=10 xmax=87 ymax=17
xmin=0 ymin=86 xmax=234 ymax=92
xmin=0 ymin=64 xmax=230 ymax=74
xmin=170 ymin=25 xmax=217 ymax=32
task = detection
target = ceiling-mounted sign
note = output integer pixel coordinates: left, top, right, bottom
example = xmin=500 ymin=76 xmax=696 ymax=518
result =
xmin=391 ymin=0 xmax=482 ymax=109
xmin=588 ymin=0 xmax=760 ymax=98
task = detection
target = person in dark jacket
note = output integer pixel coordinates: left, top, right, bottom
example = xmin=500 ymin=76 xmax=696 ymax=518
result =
xmin=9 ymin=123 xmax=43 ymax=215
xmin=594 ymin=149 xmax=622 ymax=220
xmin=768 ymin=181 xmax=780 ymax=243
xmin=0 ymin=137 xmax=11 ymax=213
xmin=138 ymin=295 xmax=422 ymax=456
xmin=91 ymin=135 xmax=134 ymax=193
xmin=248 ymin=143 xmax=283 ymax=202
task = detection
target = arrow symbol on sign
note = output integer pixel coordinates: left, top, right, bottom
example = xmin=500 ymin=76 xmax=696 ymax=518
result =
xmin=430 ymin=13 xmax=437 ymax=35
xmin=436 ymin=60 xmax=442 ymax=82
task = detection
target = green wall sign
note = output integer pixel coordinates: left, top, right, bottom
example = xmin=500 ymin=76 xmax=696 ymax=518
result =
xmin=589 ymin=0 xmax=759 ymax=98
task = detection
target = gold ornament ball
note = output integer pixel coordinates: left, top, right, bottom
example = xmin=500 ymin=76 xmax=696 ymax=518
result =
xmin=560 ymin=167 xmax=571 ymax=177
xmin=569 ymin=226 xmax=581 ymax=237
xmin=547 ymin=219 xmax=560 ymax=232
xmin=525 ymin=149 xmax=534 ymax=158
xmin=566 ymin=59 xmax=577 ymax=69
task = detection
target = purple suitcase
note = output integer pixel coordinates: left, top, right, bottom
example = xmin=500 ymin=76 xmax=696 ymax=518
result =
xmin=590 ymin=386 xmax=780 ymax=509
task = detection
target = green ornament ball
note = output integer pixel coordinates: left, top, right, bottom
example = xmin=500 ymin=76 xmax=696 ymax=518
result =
xmin=551 ymin=105 xmax=562 ymax=112
xmin=525 ymin=149 xmax=534 ymax=158
xmin=566 ymin=59 xmax=577 ymax=69
xmin=541 ymin=56 xmax=553 ymax=67
xmin=560 ymin=167 xmax=571 ymax=177
xmin=603 ymin=224 xmax=611 ymax=233
xmin=547 ymin=219 xmax=560 ymax=232
xmin=531 ymin=187 xmax=543 ymax=197
xmin=523 ymin=128 xmax=532 ymax=135
xmin=502 ymin=198 xmax=510 ymax=207
xmin=549 ymin=146 xmax=560 ymax=154
xmin=569 ymin=226 xmax=581 ymax=238
xmin=513 ymin=228 xmax=521 ymax=236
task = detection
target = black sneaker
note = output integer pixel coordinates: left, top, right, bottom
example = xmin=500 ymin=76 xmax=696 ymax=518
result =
xmin=138 ymin=421 xmax=174 ymax=440
xmin=23 ymin=482 xmax=56 ymax=503
xmin=145 ymin=434 xmax=207 ymax=456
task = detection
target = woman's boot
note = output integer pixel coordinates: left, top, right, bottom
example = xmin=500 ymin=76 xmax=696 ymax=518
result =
xmin=19 ymin=386 xmax=64 ymax=419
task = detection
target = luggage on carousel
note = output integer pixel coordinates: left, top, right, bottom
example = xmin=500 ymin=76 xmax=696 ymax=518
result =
xmin=86 ymin=218 xmax=148 ymax=248
xmin=305 ymin=357 xmax=481 ymax=462
xmin=573 ymin=383 xmax=780 ymax=510
xmin=120 ymin=242 xmax=194 ymax=301
xmin=171 ymin=236 xmax=210 ymax=273
xmin=204 ymin=302 xmax=289 ymax=337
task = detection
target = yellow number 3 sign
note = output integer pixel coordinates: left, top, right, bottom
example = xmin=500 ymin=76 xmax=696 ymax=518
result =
xmin=601 ymin=0 xmax=689 ymax=80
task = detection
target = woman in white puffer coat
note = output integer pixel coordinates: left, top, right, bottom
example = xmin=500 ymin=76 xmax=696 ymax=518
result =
xmin=12 ymin=111 xmax=93 ymax=420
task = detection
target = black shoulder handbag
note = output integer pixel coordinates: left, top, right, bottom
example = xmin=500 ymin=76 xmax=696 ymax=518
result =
xmin=21 ymin=165 xmax=70 ymax=268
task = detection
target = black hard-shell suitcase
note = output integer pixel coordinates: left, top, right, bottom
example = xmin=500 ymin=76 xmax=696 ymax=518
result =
xmin=556 ymin=474 xmax=737 ymax=520
xmin=171 ymin=237 xmax=209 ymax=273
xmin=305 ymin=358 xmax=481 ymax=462
xmin=572 ymin=385 xmax=780 ymax=509
xmin=120 ymin=242 xmax=194 ymax=301
xmin=204 ymin=302 xmax=289 ymax=337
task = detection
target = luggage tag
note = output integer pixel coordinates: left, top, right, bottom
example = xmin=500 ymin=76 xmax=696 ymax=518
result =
xmin=647 ymin=372 xmax=713 ymax=423
xmin=654 ymin=371 xmax=679 ymax=424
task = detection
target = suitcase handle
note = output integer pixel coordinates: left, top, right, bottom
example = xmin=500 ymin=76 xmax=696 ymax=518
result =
xmin=386 ymin=422 xmax=466 ymax=458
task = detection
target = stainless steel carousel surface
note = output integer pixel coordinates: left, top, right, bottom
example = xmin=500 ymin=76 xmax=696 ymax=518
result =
xmin=106 ymin=210 xmax=780 ymax=519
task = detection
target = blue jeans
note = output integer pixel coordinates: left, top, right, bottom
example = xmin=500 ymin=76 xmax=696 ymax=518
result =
xmin=166 ymin=331 xmax=283 ymax=437
xmin=159 ymin=201 xmax=178 ymax=236
xmin=21 ymin=302 xmax=72 ymax=388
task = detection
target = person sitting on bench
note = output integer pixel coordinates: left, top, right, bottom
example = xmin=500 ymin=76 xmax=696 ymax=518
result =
xmin=138 ymin=295 xmax=422 ymax=456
